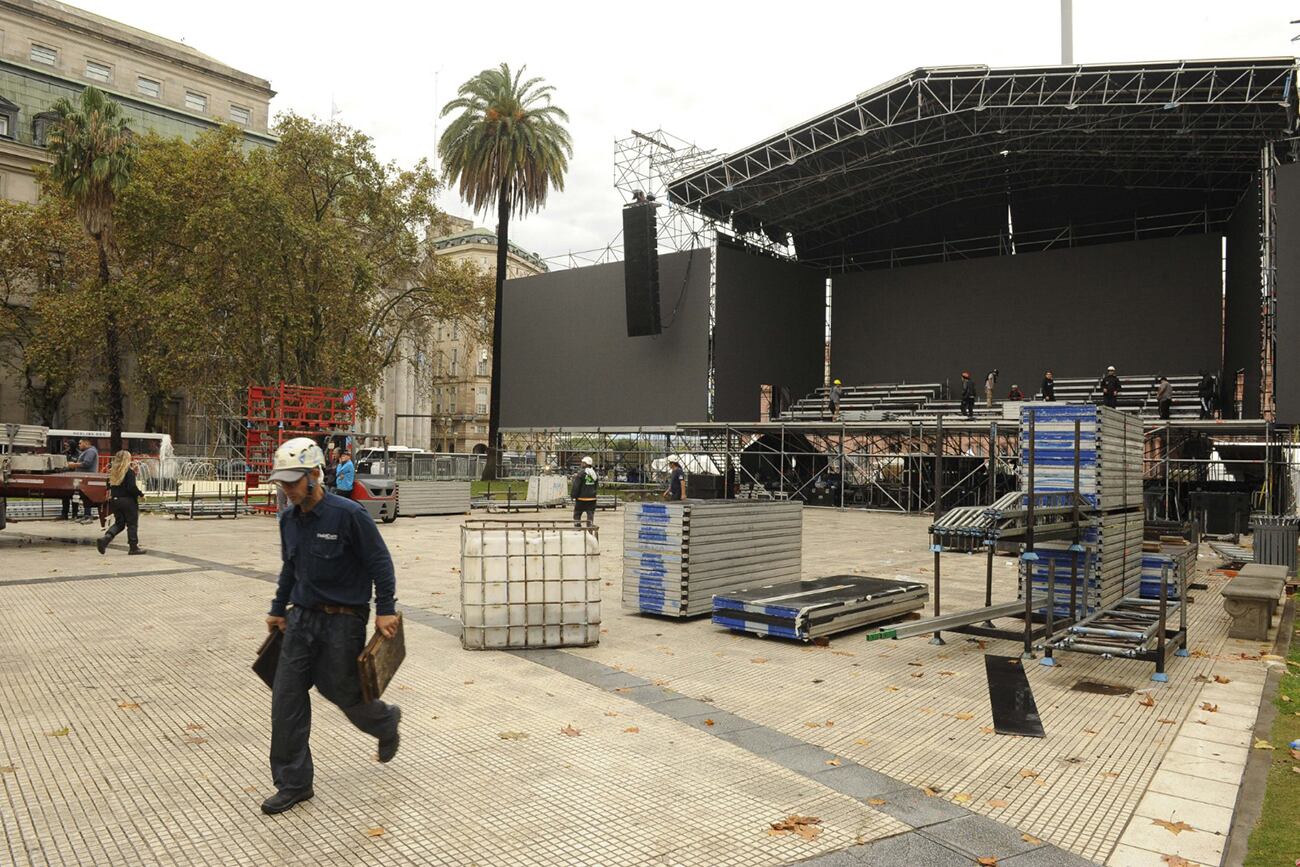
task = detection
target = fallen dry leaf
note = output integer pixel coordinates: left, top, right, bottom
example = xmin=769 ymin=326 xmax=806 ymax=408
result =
xmin=987 ymin=799 xmax=1008 ymax=808
xmin=560 ymin=725 xmax=581 ymax=737
xmin=921 ymin=786 xmax=941 ymax=796
xmin=1151 ymin=818 xmax=1195 ymax=835
xmin=1018 ymin=768 xmax=1039 ymax=779
xmin=184 ymin=724 xmax=203 ymax=731
xmin=910 ymin=672 xmax=924 ymax=678
xmin=242 ymin=785 xmax=257 ymax=793
xmin=498 ymin=731 xmax=529 ymax=740
xmin=1252 ymin=739 xmax=1275 ymax=750
xmin=45 ymin=727 xmax=69 ymax=737
xmin=1157 ymin=718 xmax=1177 ymax=725
xmin=853 ymin=738 xmax=870 ymax=746
xmin=1280 ymin=695 xmax=1291 ymax=702
xmin=977 ymin=858 xmax=999 ymax=866
xmin=604 ymin=711 xmax=619 ymax=717
xmin=462 ymin=680 xmax=474 ymax=685
xmin=1213 ymin=675 xmax=1231 ymax=684
xmin=703 ymin=719 xmax=715 ymax=727
xmin=831 ymin=650 xmax=855 ymax=657
xmin=750 ymin=657 xmax=768 ymax=664
xmin=1200 ymin=702 xmax=1219 ymax=713
xmin=1161 ymin=856 xmax=1195 ymax=867
xmin=885 ymin=686 xmax=900 ymax=692
xmin=769 ymin=814 xmax=822 ymax=840
xmin=183 ymin=737 xmax=207 ymax=745
xmin=1083 ymin=729 xmax=1098 ymax=735
xmin=938 ymin=671 xmax=956 ymax=676
xmin=624 ymin=727 xmax=640 ymax=734
xmin=1138 ymin=694 xmax=1156 ymax=708
xmin=117 ymin=702 xmax=140 ymax=710
xmin=652 ymin=679 xmax=670 ymax=687
xmin=364 ymin=827 xmax=385 ymax=838
xmin=948 ymin=712 xmax=975 ymax=721
xmin=866 ymin=797 xmax=887 ymax=806
xmin=907 ymin=661 xmax=924 ymax=667
xmin=0 ymin=766 xmax=15 ymax=774
xmin=980 ymin=726 xmax=995 ymax=734
xmin=1021 ymin=834 xmax=1042 ymax=845
xmin=1099 ymin=771 xmax=1120 ymax=778
xmin=953 ymin=793 xmax=972 ymax=804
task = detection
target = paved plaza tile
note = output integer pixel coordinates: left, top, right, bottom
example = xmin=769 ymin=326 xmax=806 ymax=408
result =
xmin=0 ymin=507 xmax=1284 ymax=866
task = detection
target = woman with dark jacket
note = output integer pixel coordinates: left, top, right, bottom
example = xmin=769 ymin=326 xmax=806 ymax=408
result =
xmin=97 ymin=450 xmax=145 ymax=555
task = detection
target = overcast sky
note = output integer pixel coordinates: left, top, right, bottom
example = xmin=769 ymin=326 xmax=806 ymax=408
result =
xmin=75 ymin=1 xmax=1299 ymax=262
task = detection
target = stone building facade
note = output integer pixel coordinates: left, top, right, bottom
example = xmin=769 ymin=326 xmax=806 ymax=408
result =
xmin=0 ymin=0 xmax=274 ymax=438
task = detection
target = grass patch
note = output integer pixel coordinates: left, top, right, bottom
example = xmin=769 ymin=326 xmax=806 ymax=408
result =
xmin=470 ymin=479 xmax=528 ymax=498
xmin=1243 ymin=592 xmax=1300 ymax=867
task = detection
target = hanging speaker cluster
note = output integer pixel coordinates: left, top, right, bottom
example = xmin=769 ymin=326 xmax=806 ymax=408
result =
xmin=623 ymin=202 xmax=661 ymax=336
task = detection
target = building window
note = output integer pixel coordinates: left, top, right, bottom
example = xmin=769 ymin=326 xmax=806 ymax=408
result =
xmin=476 ymin=387 xmax=487 ymax=415
xmin=0 ymin=96 xmax=17 ymax=140
xmin=229 ymin=104 xmax=250 ymax=125
xmin=84 ymin=60 xmax=111 ymax=82
xmin=452 ymin=320 xmax=458 ymax=340
xmin=477 ymin=346 xmax=488 ymax=376
xmin=137 ymin=77 xmax=161 ymax=98
xmin=185 ymin=91 xmax=207 ymax=113
xmin=32 ymin=111 xmax=58 ymax=147
xmin=449 ymin=395 xmax=457 ymax=414
xmin=29 ymin=44 xmax=57 ymax=66
xmin=0 ymin=114 xmax=8 ymax=138
xmin=450 ymin=348 xmax=458 ymax=377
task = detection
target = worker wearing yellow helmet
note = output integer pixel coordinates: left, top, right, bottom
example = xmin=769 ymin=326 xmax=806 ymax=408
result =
xmin=827 ymin=379 xmax=844 ymax=420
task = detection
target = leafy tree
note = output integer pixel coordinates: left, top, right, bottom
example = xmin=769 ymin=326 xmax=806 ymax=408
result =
xmin=439 ymin=63 xmax=571 ymax=478
xmin=0 ymin=200 xmax=97 ymax=424
xmin=45 ymin=86 xmax=136 ymax=450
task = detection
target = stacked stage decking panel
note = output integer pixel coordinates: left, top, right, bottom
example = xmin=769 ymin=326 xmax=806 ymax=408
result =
xmin=1020 ymin=404 xmax=1144 ymax=616
xmin=712 ymin=575 xmax=927 ymax=640
xmin=396 ymin=481 xmax=472 ymax=516
xmin=623 ymin=500 xmax=802 ymax=617
xmin=1139 ymin=541 xmax=1197 ymax=600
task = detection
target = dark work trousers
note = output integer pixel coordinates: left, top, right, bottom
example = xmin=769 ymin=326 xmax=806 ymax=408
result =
xmin=1158 ymin=399 xmax=1172 ymax=420
xmin=1103 ymin=393 xmax=1118 ymax=409
xmin=270 ymin=607 xmax=398 ymax=794
xmin=104 ymin=497 xmax=139 ymax=547
xmin=573 ymin=500 xmax=596 ymax=527
xmin=960 ymin=396 xmax=975 ymax=418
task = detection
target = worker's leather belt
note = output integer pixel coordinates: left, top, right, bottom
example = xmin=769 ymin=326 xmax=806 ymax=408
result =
xmin=310 ymin=604 xmax=364 ymax=616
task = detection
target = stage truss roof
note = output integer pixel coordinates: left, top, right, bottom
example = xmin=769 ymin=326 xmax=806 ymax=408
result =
xmin=666 ymin=59 xmax=1299 ymax=270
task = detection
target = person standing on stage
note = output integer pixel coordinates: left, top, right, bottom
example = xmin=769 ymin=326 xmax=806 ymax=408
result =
xmin=960 ymin=371 xmax=976 ymax=419
xmin=261 ymin=437 xmax=401 ymax=815
xmin=984 ymin=369 xmax=999 ymax=408
xmin=96 ymin=450 xmax=145 ymax=555
xmin=1100 ymin=365 xmax=1122 ymax=409
xmin=1197 ymin=371 xmax=1217 ymax=419
xmin=1155 ymin=376 xmax=1173 ymax=420
xmin=1041 ymin=371 xmax=1056 ymax=401
xmin=572 ymin=456 xmax=599 ymax=527
xmin=827 ymin=379 xmax=844 ymax=420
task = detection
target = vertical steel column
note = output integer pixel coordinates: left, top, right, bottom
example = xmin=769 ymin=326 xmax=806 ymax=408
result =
xmin=1164 ymin=421 xmax=1171 ymax=520
xmin=1069 ymin=420 xmax=1081 ymax=624
xmin=1153 ymin=563 xmax=1170 ymax=682
xmin=931 ymin=414 xmax=945 ymax=645
xmin=1022 ymin=409 xmax=1037 ymax=659
xmin=839 ymin=419 xmax=846 ymax=510
xmin=985 ymin=420 xmax=997 ymax=609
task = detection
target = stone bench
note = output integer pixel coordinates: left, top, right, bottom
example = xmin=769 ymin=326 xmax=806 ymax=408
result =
xmin=1221 ymin=572 xmax=1286 ymax=640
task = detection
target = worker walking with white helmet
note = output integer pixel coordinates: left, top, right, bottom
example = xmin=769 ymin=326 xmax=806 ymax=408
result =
xmin=572 ymin=456 xmax=599 ymax=527
xmin=260 ymin=437 xmax=402 ymax=815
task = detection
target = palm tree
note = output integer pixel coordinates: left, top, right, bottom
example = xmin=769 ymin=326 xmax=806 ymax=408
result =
xmin=46 ymin=86 xmax=135 ymax=452
xmin=439 ymin=64 xmax=571 ymax=479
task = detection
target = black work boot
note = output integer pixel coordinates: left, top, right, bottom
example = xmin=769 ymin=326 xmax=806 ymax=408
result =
xmin=377 ymin=706 xmax=402 ymax=763
xmin=260 ymin=788 xmax=314 ymax=815
xmin=128 ymin=547 xmax=146 ymax=555
xmin=96 ymin=537 xmax=108 ymax=555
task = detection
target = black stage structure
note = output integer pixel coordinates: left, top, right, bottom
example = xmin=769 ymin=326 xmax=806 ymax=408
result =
xmin=500 ymin=59 xmax=1300 ymax=514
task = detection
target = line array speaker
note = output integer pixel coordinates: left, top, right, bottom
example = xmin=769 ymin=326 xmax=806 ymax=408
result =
xmin=623 ymin=203 xmax=661 ymax=336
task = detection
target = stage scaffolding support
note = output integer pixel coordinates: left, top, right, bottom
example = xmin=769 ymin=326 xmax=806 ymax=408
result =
xmin=503 ymin=417 xmax=1296 ymax=516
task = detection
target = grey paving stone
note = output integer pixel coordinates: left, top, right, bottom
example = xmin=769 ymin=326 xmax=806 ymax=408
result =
xmin=611 ymin=684 xmax=680 ymax=704
xmin=587 ymin=671 xmax=648 ymax=690
xmin=791 ymin=832 xmax=971 ymax=866
xmin=677 ymin=709 xmax=761 ymax=735
xmin=812 ymin=764 xmax=911 ymax=801
xmin=716 ymin=726 xmax=807 ymax=755
xmin=515 ymin=649 xmax=610 ymax=680
xmin=652 ymin=696 xmax=722 ymax=719
xmin=765 ymin=743 xmax=843 ymax=776
xmin=866 ymin=787 xmax=969 ymax=828
xmin=921 ymin=814 xmax=1043 ymax=860
xmin=1000 ymin=845 xmax=1103 ymax=867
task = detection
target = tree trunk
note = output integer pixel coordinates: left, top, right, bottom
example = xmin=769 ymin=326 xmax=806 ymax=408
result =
xmin=482 ymin=184 xmax=510 ymax=481
xmin=99 ymin=241 xmax=125 ymax=453
xmin=144 ymin=391 xmax=165 ymax=433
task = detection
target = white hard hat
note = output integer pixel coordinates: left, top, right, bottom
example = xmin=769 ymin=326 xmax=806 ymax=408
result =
xmin=268 ymin=437 xmax=324 ymax=483
xmin=581 ymin=456 xmax=593 ymax=466
xmin=1107 ymin=365 xmax=1116 ymax=371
